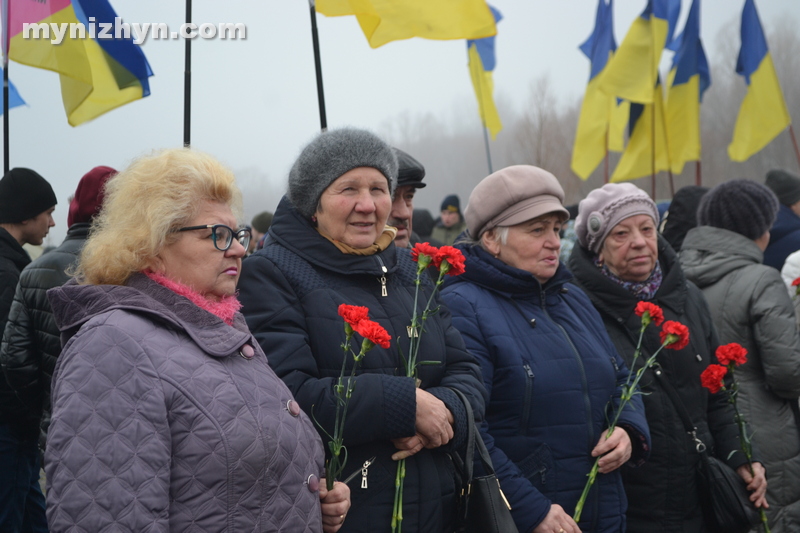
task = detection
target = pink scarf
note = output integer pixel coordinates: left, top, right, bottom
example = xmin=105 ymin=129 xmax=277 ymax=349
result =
xmin=144 ymin=270 xmax=242 ymax=325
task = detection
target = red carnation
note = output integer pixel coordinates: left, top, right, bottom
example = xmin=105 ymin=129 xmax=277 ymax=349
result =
xmin=434 ymin=246 xmax=466 ymax=277
xmin=660 ymin=320 xmax=690 ymax=350
xmin=715 ymin=343 xmax=748 ymax=367
xmin=338 ymin=304 xmax=370 ymax=327
xmin=634 ymin=301 xmax=665 ymax=326
xmin=793 ymin=277 xmax=800 ymax=287
xmin=411 ymin=242 xmax=439 ymax=267
xmin=352 ymin=319 xmax=391 ymax=349
xmin=700 ymin=364 xmax=728 ymax=394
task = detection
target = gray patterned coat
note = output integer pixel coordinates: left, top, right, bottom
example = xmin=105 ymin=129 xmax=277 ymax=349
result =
xmin=45 ymin=274 xmax=325 ymax=532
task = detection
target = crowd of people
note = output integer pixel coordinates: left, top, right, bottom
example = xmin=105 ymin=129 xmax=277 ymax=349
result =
xmin=1 ymin=126 xmax=798 ymax=533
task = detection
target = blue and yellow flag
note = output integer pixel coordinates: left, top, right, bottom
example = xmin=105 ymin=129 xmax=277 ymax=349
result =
xmin=467 ymin=5 xmax=501 ymax=140
xmin=665 ymin=0 xmax=710 ymax=174
xmin=611 ymin=79 xmax=671 ymax=182
xmin=316 ymin=0 xmax=497 ymax=49
xmin=571 ymin=0 xmax=630 ymax=180
xmin=728 ymin=0 xmax=790 ymax=162
xmin=598 ymin=0 xmax=680 ymax=104
xmin=6 ymin=0 xmax=153 ymax=126
xmin=0 ymin=67 xmax=26 ymax=113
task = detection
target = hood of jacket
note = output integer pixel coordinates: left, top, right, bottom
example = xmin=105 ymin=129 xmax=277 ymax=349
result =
xmin=48 ymin=273 xmax=251 ymax=357
xmin=264 ymin=195 xmax=399 ymax=277
xmin=679 ymin=226 xmax=763 ymax=289
xmin=445 ymin=241 xmax=572 ymax=301
xmin=568 ymin=234 xmax=688 ymax=321
xmin=769 ymin=204 xmax=800 ymax=243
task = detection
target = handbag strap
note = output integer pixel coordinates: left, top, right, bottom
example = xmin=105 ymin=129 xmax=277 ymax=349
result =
xmin=653 ymin=364 xmax=708 ymax=453
xmin=449 ymin=388 xmax=496 ymax=478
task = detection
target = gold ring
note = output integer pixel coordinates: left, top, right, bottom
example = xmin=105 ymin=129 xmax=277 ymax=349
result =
xmin=558 ymin=529 xmax=565 ymax=533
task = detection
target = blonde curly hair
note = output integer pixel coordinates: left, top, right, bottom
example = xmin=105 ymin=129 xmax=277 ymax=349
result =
xmin=76 ymin=148 xmax=242 ymax=286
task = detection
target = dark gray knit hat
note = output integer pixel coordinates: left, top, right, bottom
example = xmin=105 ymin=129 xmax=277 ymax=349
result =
xmin=0 ymin=167 xmax=57 ymax=224
xmin=697 ymin=179 xmax=779 ymax=240
xmin=287 ymin=128 xmax=398 ymax=218
xmin=765 ymin=169 xmax=800 ymax=207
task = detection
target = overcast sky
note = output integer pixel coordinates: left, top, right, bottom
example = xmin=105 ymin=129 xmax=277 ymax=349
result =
xmin=4 ymin=0 xmax=797 ymax=246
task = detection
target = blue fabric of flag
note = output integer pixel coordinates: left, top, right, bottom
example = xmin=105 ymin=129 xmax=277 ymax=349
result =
xmin=669 ymin=0 xmax=709 ymax=98
xmin=0 ymin=67 xmax=26 ymax=112
xmin=579 ymin=0 xmax=615 ymax=81
xmin=736 ymin=0 xmax=768 ymax=85
xmin=467 ymin=5 xmax=501 ymax=71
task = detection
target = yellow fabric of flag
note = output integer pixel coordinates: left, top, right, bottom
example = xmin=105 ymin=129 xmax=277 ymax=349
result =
xmin=316 ymin=0 xmax=496 ymax=48
xmin=612 ymin=85 xmax=671 ymax=182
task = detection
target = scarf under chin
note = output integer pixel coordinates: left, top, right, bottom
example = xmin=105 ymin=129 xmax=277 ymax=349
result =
xmin=317 ymin=225 xmax=398 ymax=256
xmin=144 ymin=270 xmax=242 ymax=325
xmin=594 ymin=256 xmax=664 ymax=300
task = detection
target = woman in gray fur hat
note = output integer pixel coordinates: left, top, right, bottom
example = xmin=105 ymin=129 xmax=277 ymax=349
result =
xmin=237 ymin=128 xmax=485 ymax=533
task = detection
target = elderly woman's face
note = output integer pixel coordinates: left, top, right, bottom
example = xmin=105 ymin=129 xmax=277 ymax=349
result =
xmin=154 ymin=200 xmax=246 ymax=301
xmin=483 ymin=214 xmax=563 ymax=284
xmin=599 ymin=214 xmax=658 ymax=282
xmin=315 ymin=167 xmax=391 ymax=249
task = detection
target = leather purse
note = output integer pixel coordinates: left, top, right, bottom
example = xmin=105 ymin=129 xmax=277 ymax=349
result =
xmin=449 ymin=388 xmax=519 ymax=533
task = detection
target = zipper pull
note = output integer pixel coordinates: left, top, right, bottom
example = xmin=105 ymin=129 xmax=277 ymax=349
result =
xmin=380 ymin=275 xmax=387 ymax=297
xmin=361 ymin=461 xmax=370 ymax=489
xmin=523 ymin=364 xmax=535 ymax=379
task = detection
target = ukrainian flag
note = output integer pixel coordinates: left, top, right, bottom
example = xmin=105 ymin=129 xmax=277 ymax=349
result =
xmin=611 ymin=79 xmax=671 ymax=182
xmin=570 ymin=0 xmax=630 ymax=180
xmin=598 ymin=0 xmax=680 ymax=104
xmin=6 ymin=0 xmax=152 ymax=126
xmin=728 ymin=0 xmax=790 ymax=162
xmin=665 ymin=0 xmax=710 ymax=174
xmin=316 ymin=0 xmax=497 ymax=49
xmin=467 ymin=5 xmax=501 ymax=140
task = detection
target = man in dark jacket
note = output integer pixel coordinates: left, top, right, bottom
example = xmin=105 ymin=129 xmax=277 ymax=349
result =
xmin=764 ymin=169 xmax=800 ymax=270
xmin=388 ymin=148 xmax=427 ymax=249
xmin=2 ymin=166 xmax=115 ymax=453
xmin=0 ymin=167 xmax=56 ymax=533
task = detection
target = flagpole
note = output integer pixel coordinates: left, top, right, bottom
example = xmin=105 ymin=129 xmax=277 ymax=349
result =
xmin=308 ymin=0 xmax=327 ymax=131
xmin=183 ymin=0 xmax=192 ymax=147
xmin=789 ymin=125 xmax=800 ymax=171
xmin=650 ymin=102 xmax=656 ymax=200
xmin=3 ymin=60 xmax=9 ymax=175
xmin=604 ymin=129 xmax=609 ymax=184
xmin=696 ymin=161 xmax=701 ymax=186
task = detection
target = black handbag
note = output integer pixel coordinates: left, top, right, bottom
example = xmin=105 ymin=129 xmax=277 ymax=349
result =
xmin=655 ymin=368 xmax=761 ymax=533
xmin=449 ymin=388 xmax=518 ymax=533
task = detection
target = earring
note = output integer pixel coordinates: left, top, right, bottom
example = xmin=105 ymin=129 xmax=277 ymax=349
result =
xmin=311 ymin=215 xmax=317 ymax=223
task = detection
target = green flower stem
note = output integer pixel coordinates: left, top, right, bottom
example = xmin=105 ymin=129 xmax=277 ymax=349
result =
xmin=727 ymin=373 xmax=771 ymax=533
xmin=573 ymin=331 xmax=669 ymax=522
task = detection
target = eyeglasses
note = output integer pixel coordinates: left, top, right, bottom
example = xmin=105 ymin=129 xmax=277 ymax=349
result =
xmin=176 ymin=224 xmax=252 ymax=252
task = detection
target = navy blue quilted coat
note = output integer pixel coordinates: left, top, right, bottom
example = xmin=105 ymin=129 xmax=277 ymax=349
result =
xmin=238 ymin=197 xmax=486 ymax=533
xmin=440 ymin=244 xmax=650 ymax=533
xmin=46 ymin=274 xmax=326 ymax=532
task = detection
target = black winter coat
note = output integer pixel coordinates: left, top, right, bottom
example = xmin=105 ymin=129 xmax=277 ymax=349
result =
xmin=569 ymin=237 xmax=747 ymax=533
xmin=238 ymin=197 xmax=486 ymax=533
xmin=1 ymin=223 xmax=89 ymax=444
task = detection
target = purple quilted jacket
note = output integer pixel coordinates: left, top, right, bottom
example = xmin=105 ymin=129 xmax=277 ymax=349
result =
xmin=45 ymin=274 xmax=325 ymax=532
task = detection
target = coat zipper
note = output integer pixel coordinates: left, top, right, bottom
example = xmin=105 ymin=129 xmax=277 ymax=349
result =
xmin=376 ymin=256 xmax=388 ymax=297
xmin=521 ymin=364 xmax=535 ymax=435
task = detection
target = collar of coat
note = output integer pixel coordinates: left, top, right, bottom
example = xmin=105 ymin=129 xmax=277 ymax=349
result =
xmin=49 ymin=273 xmax=252 ymax=358
xmin=264 ymin=195 xmax=400 ymax=277
xmin=0 ymin=226 xmax=31 ymax=272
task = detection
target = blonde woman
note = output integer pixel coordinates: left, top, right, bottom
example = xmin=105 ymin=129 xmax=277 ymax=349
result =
xmin=45 ymin=149 xmax=349 ymax=532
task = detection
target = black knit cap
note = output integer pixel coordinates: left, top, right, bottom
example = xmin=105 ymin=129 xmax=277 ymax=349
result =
xmin=697 ymin=179 xmax=778 ymax=240
xmin=765 ymin=169 xmax=800 ymax=207
xmin=441 ymin=194 xmax=460 ymax=213
xmin=0 ymin=167 xmax=57 ymax=223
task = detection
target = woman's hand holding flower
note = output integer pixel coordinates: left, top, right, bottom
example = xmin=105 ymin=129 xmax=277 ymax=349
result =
xmin=737 ymin=462 xmax=769 ymax=509
xmin=592 ymin=427 xmax=632 ymax=474
xmin=414 ymin=388 xmax=454 ymax=449
xmin=319 ymin=481 xmax=351 ymax=533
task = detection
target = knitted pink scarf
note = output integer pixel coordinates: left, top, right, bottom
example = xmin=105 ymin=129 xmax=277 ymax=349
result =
xmin=144 ymin=270 xmax=242 ymax=325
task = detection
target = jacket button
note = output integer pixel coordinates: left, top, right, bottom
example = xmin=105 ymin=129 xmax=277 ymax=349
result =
xmin=307 ymin=474 xmax=319 ymax=492
xmin=287 ymin=400 xmax=301 ymax=417
xmin=240 ymin=344 xmax=255 ymax=359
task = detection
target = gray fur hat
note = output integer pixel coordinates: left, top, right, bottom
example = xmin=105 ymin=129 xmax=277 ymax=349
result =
xmin=287 ymin=128 xmax=398 ymax=218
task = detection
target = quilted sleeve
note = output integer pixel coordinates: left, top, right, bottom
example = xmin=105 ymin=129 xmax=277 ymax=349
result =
xmin=45 ymin=320 xmax=171 ymax=532
xmin=440 ymin=287 xmax=551 ymax=533
xmin=1 ymin=280 xmax=41 ymax=420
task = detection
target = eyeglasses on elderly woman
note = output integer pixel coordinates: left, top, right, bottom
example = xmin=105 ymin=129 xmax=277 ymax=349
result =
xmin=177 ymin=224 xmax=252 ymax=252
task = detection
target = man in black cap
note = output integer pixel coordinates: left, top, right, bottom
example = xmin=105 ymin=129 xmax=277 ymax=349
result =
xmin=764 ymin=169 xmax=800 ymax=270
xmin=432 ymin=194 xmax=466 ymax=246
xmin=388 ymin=148 xmax=427 ymax=249
xmin=0 ymin=167 xmax=55 ymax=533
